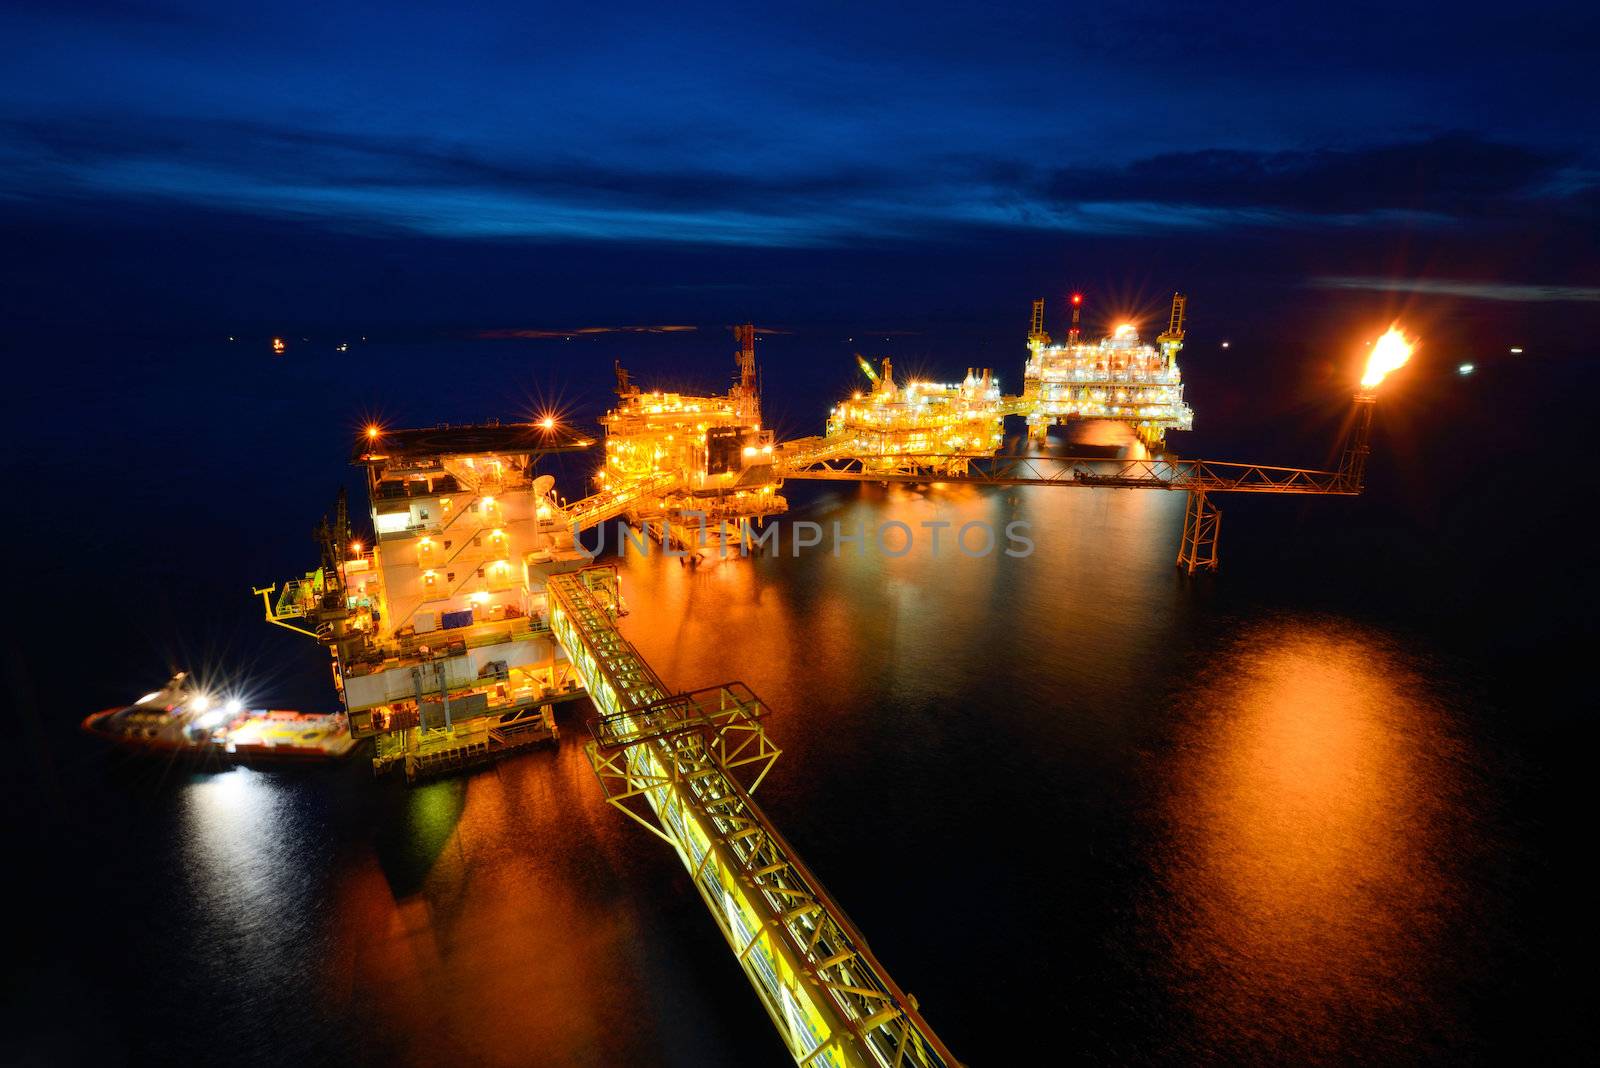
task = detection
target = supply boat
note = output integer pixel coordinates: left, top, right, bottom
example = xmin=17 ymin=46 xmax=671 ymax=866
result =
xmin=82 ymin=673 xmax=358 ymax=763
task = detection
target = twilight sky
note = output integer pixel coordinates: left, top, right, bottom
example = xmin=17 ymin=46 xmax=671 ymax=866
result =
xmin=1 ymin=0 xmax=1596 ymax=342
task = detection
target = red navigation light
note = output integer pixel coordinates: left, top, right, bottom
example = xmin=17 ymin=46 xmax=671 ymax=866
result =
xmin=1072 ymin=293 xmax=1083 ymax=305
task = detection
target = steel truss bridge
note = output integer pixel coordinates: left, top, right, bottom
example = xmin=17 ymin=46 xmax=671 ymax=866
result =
xmin=775 ymin=438 xmax=1368 ymax=574
xmin=547 ymin=569 xmax=957 ymax=1068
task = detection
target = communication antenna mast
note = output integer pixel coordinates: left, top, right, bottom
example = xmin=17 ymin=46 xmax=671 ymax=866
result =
xmin=1069 ymin=292 xmax=1083 ymax=344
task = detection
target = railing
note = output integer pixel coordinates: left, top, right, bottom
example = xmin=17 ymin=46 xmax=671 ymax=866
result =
xmin=271 ymin=572 xmax=325 ymax=619
xmin=387 ymin=612 xmax=550 ymax=660
xmin=562 ymin=471 xmax=680 ymax=531
xmin=1032 ymin=368 xmax=1182 ymax=385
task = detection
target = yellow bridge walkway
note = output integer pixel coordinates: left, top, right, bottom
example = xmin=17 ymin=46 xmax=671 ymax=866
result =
xmin=546 ymin=568 xmax=957 ymax=1068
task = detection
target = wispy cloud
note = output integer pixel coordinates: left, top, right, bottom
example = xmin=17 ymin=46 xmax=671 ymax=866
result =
xmin=476 ymin=324 xmax=699 ymax=338
xmin=1313 ymin=277 xmax=1600 ymax=303
xmin=1037 ymin=135 xmax=1569 ymax=217
xmin=0 ymin=116 xmax=1592 ymax=247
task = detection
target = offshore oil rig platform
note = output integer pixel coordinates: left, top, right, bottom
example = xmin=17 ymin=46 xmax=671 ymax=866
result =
xmin=1022 ymin=292 xmax=1193 ymax=447
xmin=253 ymin=295 xmax=1410 ymax=1067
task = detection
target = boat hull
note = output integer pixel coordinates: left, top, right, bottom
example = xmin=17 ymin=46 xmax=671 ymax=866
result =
xmin=81 ymin=706 xmax=361 ymax=765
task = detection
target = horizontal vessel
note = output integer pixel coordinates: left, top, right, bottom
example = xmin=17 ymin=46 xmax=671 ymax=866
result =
xmin=82 ymin=673 xmax=359 ymax=763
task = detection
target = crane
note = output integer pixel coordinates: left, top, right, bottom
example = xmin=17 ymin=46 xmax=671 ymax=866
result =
xmin=1028 ymin=298 xmax=1049 ymax=347
xmin=855 ymin=353 xmax=880 ymax=386
xmin=1157 ymin=292 xmax=1186 ymax=365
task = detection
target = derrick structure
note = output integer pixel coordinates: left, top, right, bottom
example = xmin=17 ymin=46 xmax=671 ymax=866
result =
xmin=254 ymin=422 xmax=598 ymax=778
xmin=1019 ymin=293 xmax=1194 ymax=448
xmin=546 ymin=568 xmax=957 ymax=1068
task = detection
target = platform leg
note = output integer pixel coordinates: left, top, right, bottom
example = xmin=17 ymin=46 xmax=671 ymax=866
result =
xmin=1176 ymin=490 xmax=1221 ymax=574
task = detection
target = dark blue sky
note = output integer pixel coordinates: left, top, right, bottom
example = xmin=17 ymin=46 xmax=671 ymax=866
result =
xmin=1 ymin=0 xmax=1596 ymax=343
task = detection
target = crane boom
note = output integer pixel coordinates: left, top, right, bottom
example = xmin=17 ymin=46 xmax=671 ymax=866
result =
xmin=1028 ymin=298 xmax=1049 ymax=346
xmin=1157 ymin=292 xmax=1187 ymax=365
xmin=855 ymin=353 xmax=880 ymax=385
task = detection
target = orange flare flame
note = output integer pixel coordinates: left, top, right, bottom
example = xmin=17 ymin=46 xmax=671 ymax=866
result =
xmin=1362 ymin=327 xmax=1414 ymax=389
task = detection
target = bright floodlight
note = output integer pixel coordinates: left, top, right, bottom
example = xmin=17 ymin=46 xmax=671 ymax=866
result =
xmin=225 ymin=699 xmax=243 ymax=714
xmin=1361 ymin=327 xmax=1414 ymax=389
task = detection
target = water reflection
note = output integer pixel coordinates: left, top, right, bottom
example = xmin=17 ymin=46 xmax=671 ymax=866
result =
xmin=374 ymin=777 xmax=467 ymax=895
xmin=1159 ymin=616 xmax=1468 ymax=1060
xmin=320 ymin=744 xmax=766 ymax=1065
xmin=179 ymin=766 xmax=302 ymax=958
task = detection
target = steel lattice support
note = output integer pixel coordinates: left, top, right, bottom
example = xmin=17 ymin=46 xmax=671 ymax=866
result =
xmin=1176 ymin=491 xmax=1222 ymax=574
xmin=776 ymin=451 xmax=1359 ymax=494
xmin=770 ymin=444 xmax=1372 ymax=572
xmin=546 ymin=568 xmax=957 ymax=1068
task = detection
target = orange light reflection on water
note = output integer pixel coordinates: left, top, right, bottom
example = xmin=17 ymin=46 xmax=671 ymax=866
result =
xmin=1160 ymin=618 xmax=1466 ymax=1057
xmin=313 ymin=744 xmax=738 ymax=1064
